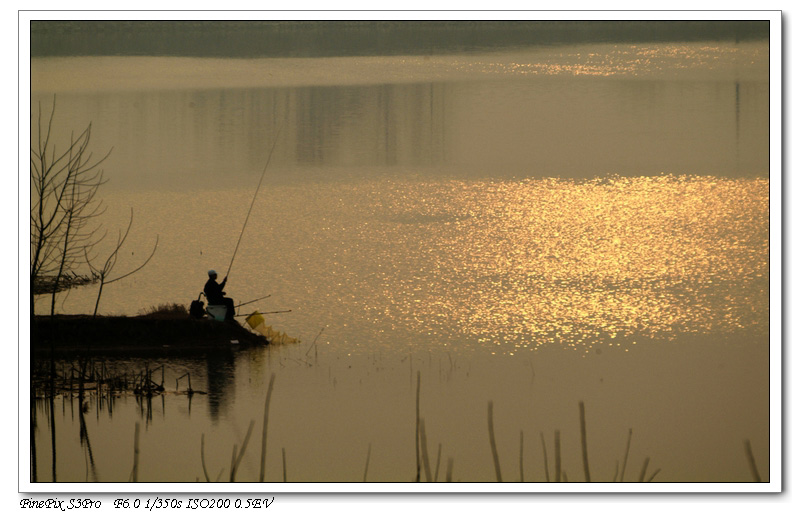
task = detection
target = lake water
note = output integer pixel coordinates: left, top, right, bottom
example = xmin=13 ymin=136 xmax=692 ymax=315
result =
xmin=29 ymin=39 xmax=771 ymax=484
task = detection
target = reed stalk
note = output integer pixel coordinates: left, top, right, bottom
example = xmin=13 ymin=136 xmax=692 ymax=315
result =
xmin=282 ymin=448 xmax=287 ymax=482
xmin=229 ymin=446 xmax=237 ymax=482
xmin=259 ymin=373 xmax=276 ymax=482
xmin=744 ymin=439 xmax=761 ymax=482
xmin=519 ymin=430 xmax=524 ymax=482
xmin=446 ymin=458 xmax=454 ymax=482
xmin=420 ymin=419 xmax=432 ymax=482
xmin=488 ymin=401 xmax=502 ymax=482
xmin=132 ymin=422 xmax=140 ymax=482
xmin=230 ymin=420 xmax=255 ymax=482
xmin=620 ymin=428 xmax=632 ymax=482
xmin=434 ymin=443 xmax=442 ymax=482
xmin=646 ymin=468 xmax=661 ymax=482
xmin=579 ymin=401 xmax=590 ymax=482
xmin=200 ymin=434 xmax=211 ymax=482
xmin=415 ymin=371 xmax=421 ymax=482
xmin=554 ymin=430 xmax=561 ymax=483
xmin=363 ymin=443 xmax=371 ymax=482
xmin=540 ymin=431 xmax=550 ymax=483
xmin=638 ymin=456 xmax=650 ymax=482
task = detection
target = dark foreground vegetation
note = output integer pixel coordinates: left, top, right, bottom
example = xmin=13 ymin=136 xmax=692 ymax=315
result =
xmin=32 ymin=305 xmax=267 ymax=355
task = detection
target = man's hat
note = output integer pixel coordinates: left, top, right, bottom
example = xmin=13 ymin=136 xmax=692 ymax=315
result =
xmin=208 ymin=270 xmax=217 ymax=277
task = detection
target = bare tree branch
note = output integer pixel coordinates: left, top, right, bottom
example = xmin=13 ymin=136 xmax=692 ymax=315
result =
xmin=86 ymin=209 xmax=159 ymax=317
xmin=31 ymin=96 xmax=112 ymax=316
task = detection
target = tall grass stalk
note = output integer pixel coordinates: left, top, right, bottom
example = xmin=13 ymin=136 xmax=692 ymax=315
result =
xmin=230 ymin=420 xmax=255 ymax=482
xmin=579 ymin=401 xmax=591 ymax=482
xmin=446 ymin=458 xmax=454 ymax=482
xmin=420 ymin=419 xmax=432 ymax=482
xmin=282 ymin=448 xmax=287 ymax=482
xmin=415 ymin=371 xmax=421 ymax=482
xmin=554 ymin=430 xmax=561 ymax=483
xmin=638 ymin=456 xmax=650 ymax=482
xmin=229 ymin=445 xmax=238 ymax=483
xmin=259 ymin=373 xmax=276 ymax=482
xmin=200 ymin=434 xmax=211 ymax=482
xmin=519 ymin=430 xmax=524 ymax=482
xmin=620 ymin=428 xmax=632 ymax=482
xmin=132 ymin=422 xmax=140 ymax=483
xmin=363 ymin=443 xmax=371 ymax=482
xmin=540 ymin=431 xmax=550 ymax=483
xmin=646 ymin=468 xmax=661 ymax=482
xmin=487 ymin=401 xmax=502 ymax=482
xmin=744 ymin=439 xmax=761 ymax=482
xmin=434 ymin=443 xmax=442 ymax=482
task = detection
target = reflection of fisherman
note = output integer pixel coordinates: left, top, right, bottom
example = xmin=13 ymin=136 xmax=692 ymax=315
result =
xmin=204 ymin=270 xmax=235 ymax=321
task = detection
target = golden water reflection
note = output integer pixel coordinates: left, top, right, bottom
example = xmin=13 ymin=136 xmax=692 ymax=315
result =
xmin=448 ymin=42 xmax=767 ymax=78
xmin=367 ymin=175 xmax=768 ymax=352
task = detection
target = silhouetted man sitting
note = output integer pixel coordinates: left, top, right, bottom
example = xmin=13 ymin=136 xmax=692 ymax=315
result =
xmin=204 ymin=270 xmax=235 ymax=321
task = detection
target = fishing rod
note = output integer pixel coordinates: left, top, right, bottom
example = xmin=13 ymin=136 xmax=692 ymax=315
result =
xmin=235 ymin=294 xmax=271 ymax=309
xmin=234 ymin=309 xmax=292 ymax=318
xmin=226 ymin=121 xmax=285 ymax=281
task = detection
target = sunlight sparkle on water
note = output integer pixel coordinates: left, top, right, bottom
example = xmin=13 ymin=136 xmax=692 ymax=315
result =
xmin=370 ymin=175 xmax=768 ymax=352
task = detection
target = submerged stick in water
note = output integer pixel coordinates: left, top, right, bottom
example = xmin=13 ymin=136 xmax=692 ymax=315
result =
xmin=305 ymin=327 xmax=325 ymax=357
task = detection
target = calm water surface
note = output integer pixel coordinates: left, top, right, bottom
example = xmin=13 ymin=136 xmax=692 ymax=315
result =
xmin=30 ymin=41 xmax=770 ymax=483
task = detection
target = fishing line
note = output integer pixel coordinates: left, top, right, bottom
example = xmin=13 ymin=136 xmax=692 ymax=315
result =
xmin=226 ymin=121 xmax=285 ymax=280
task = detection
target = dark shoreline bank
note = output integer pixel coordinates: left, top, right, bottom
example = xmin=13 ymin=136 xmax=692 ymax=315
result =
xmin=31 ymin=314 xmax=267 ymax=355
xmin=31 ymin=20 xmax=769 ymax=59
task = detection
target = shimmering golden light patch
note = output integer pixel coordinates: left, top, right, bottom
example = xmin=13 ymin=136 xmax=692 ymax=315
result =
xmin=364 ymin=175 xmax=768 ymax=352
xmin=447 ymin=42 xmax=767 ymax=78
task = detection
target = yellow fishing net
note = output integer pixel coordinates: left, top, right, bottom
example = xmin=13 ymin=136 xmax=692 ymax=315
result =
xmin=245 ymin=311 xmax=301 ymax=344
